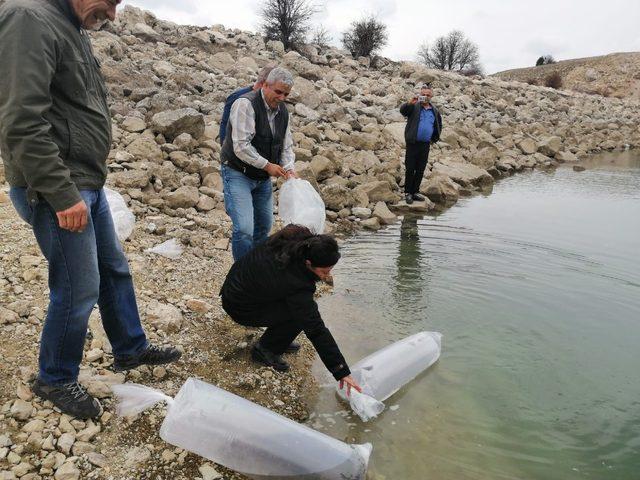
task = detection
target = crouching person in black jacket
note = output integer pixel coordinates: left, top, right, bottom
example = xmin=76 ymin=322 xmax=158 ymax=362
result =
xmin=221 ymin=224 xmax=361 ymax=395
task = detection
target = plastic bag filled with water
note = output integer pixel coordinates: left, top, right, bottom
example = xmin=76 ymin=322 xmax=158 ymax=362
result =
xmin=104 ymin=187 xmax=135 ymax=242
xmin=113 ymin=378 xmax=371 ymax=479
xmin=337 ymin=331 xmax=442 ymax=421
xmin=278 ymin=178 xmax=326 ymax=234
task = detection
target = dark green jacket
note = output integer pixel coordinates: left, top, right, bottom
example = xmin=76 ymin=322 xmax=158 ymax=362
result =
xmin=0 ymin=0 xmax=112 ymax=211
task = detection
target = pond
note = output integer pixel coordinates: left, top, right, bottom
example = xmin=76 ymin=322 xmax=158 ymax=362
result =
xmin=310 ymin=151 xmax=640 ymax=480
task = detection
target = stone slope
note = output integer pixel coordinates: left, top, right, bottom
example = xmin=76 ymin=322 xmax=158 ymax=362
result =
xmin=493 ymin=52 xmax=640 ymax=100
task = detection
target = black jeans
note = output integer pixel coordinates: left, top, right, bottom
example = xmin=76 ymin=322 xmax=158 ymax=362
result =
xmin=222 ymin=300 xmax=301 ymax=355
xmin=404 ymin=142 xmax=431 ymax=194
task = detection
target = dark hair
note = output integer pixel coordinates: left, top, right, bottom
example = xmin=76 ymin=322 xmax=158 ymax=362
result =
xmin=266 ymin=224 xmax=340 ymax=268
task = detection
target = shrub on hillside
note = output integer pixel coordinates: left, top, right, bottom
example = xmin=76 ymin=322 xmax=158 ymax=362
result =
xmin=526 ymin=78 xmax=538 ymax=85
xmin=544 ymin=72 xmax=563 ymax=89
xmin=536 ymin=55 xmax=556 ymax=66
xmin=342 ymin=16 xmax=388 ymax=58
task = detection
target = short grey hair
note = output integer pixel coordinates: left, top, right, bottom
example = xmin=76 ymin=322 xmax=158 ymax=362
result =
xmin=265 ymin=67 xmax=294 ymax=87
xmin=255 ymin=65 xmax=275 ymax=85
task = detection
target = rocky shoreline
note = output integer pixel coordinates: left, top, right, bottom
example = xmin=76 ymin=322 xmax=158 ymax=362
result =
xmin=1 ymin=5 xmax=640 ymax=479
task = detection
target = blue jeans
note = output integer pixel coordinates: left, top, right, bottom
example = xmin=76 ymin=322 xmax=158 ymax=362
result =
xmin=221 ymin=163 xmax=274 ymax=261
xmin=9 ymin=187 xmax=147 ymax=385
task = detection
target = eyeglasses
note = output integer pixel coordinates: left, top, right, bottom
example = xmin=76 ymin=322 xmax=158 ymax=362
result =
xmin=273 ymin=89 xmax=290 ymax=97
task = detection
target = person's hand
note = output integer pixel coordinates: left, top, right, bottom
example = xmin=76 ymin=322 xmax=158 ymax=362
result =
xmin=56 ymin=200 xmax=88 ymax=233
xmin=339 ymin=375 xmax=363 ymax=397
xmin=409 ymin=95 xmax=418 ymax=105
xmin=264 ymin=163 xmax=286 ymax=178
xmin=285 ymin=170 xmax=298 ymax=179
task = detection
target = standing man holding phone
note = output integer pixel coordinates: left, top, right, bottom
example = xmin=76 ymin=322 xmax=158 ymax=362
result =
xmin=399 ymin=84 xmax=443 ymax=204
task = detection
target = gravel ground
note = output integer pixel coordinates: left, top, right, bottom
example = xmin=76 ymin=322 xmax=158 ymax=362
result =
xmin=0 ymin=185 xmax=319 ymax=480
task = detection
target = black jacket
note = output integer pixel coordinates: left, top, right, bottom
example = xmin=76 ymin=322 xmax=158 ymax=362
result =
xmin=220 ymin=245 xmax=350 ymax=380
xmin=399 ymin=102 xmax=443 ymax=145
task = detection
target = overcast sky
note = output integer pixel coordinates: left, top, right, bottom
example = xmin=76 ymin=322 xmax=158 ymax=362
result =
xmin=122 ymin=0 xmax=640 ymax=74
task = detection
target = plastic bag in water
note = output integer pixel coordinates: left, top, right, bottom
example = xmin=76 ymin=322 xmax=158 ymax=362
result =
xmin=279 ymin=179 xmax=325 ymax=234
xmin=145 ymin=238 xmax=183 ymax=259
xmin=104 ymin=187 xmax=135 ymax=242
xmin=113 ymin=378 xmax=371 ymax=480
xmin=337 ymin=331 xmax=442 ymax=421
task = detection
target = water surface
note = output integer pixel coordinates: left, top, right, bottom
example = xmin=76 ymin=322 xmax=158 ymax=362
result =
xmin=310 ymin=151 xmax=640 ymax=480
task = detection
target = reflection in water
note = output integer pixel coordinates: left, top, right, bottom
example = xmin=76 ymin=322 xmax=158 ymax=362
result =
xmin=394 ymin=215 xmax=424 ymax=293
xmin=313 ymin=154 xmax=640 ymax=480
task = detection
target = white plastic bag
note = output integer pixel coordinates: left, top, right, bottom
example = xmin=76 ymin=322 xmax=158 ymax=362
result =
xmin=104 ymin=187 xmax=135 ymax=242
xmin=279 ymin=179 xmax=325 ymax=234
xmin=113 ymin=378 xmax=372 ymax=479
xmin=145 ymin=238 xmax=183 ymax=259
xmin=337 ymin=331 xmax=442 ymax=421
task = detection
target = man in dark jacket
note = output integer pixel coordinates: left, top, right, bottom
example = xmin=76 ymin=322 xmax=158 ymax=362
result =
xmin=0 ymin=0 xmax=180 ymax=419
xmin=399 ymin=84 xmax=443 ymax=204
xmin=218 ymin=65 xmax=274 ymax=144
xmin=220 ymin=66 xmax=298 ymax=261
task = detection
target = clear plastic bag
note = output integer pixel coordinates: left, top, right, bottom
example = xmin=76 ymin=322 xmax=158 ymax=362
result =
xmin=104 ymin=187 xmax=135 ymax=242
xmin=337 ymin=331 xmax=442 ymax=421
xmin=279 ymin=179 xmax=325 ymax=234
xmin=145 ymin=238 xmax=183 ymax=259
xmin=113 ymin=378 xmax=372 ymax=479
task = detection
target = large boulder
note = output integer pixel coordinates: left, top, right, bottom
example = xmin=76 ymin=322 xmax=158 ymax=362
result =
xmin=110 ymin=169 xmax=150 ymax=189
xmin=555 ymin=150 xmax=579 ymax=162
xmin=469 ymin=145 xmax=500 ymax=169
xmin=421 ymin=173 xmax=460 ymax=204
xmin=432 ymin=158 xmax=494 ymax=187
xmin=384 ymin=122 xmax=406 ymax=144
xmin=145 ymin=300 xmax=183 ymax=333
xmin=354 ymin=181 xmax=398 ymax=203
xmin=320 ymin=184 xmax=354 ymax=211
xmin=372 ymin=201 xmax=397 ymax=224
xmin=165 ymin=186 xmax=200 ymax=208
xmin=208 ymin=52 xmax=235 ymax=72
xmin=517 ymin=137 xmax=537 ymax=155
xmin=537 ymin=136 xmax=562 ymax=156
xmin=125 ymin=134 xmax=163 ymax=161
xmin=310 ymin=155 xmax=335 ymax=181
xmin=151 ymin=108 xmax=205 ymax=141
xmin=343 ymin=150 xmax=380 ymax=175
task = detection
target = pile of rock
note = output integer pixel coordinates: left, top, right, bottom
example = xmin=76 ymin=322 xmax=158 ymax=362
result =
xmin=35 ymin=4 xmax=633 ymax=236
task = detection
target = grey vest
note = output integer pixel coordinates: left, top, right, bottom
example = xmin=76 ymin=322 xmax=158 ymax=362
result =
xmin=221 ymin=90 xmax=289 ymax=181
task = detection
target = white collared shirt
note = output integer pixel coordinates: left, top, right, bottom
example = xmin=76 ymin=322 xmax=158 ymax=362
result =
xmin=228 ymin=90 xmax=295 ymax=172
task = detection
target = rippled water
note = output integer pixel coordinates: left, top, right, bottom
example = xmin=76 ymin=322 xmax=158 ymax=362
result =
xmin=310 ymin=151 xmax=640 ymax=480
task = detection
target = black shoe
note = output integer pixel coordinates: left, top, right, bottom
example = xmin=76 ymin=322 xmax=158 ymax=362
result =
xmin=412 ymin=193 xmax=426 ymax=201
xmin=284 ymin=341 xmax=301 ymax=354
xmin=32 ymin=379 xmax=102 ymax=420
xmin=405 ymin=193 xmax=414 ymax=204
xmin=113 ymin=344 xmax=182 ymax=372
xmin=251 ymin=344 xmax=290 ymax=372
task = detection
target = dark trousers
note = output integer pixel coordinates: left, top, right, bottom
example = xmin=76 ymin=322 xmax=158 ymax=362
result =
xmin=9 ymin=187 xmax=147 ymax=385
xmin=404 ymin=142 xmax=431 ymax=194
xmin=222 ymin=300 xmax=301 ymax=355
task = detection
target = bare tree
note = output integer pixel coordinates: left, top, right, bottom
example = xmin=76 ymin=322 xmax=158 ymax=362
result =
xmin=311 ymin=24 xmax=332 ymax=48
xmin=342 ymin=15 xmax=388 ymax=58
xmin=417 ymin=30 xmax=481 ymax=72
xmin=260 ymin=0 xmax=316 ymax=51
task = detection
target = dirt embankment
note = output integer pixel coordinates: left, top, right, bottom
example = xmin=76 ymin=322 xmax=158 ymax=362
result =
xmin=493 ymin=52 xmax=640 ymax=100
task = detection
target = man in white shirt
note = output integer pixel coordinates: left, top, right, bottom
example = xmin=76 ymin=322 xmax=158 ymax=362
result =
xmin=220 ymin=67 xmax=297 ymax=260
